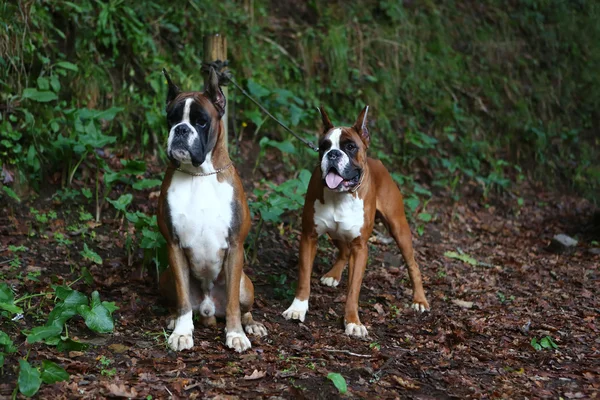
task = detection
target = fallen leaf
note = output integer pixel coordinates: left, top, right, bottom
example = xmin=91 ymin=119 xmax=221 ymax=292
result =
xmin=391 ymin=375 xmax=420 ymax=390
xmin=373 ymin=303 xmax=385 ymax=315
xmin=104 ymin=383 xmax=138 ymax=398
xmin=108 ymin=343 xmax=129 ymax=354
xmin=244 ymin=369 xmax=266 ymax=380
xmin=452 ymin=299 xmax=474 ymax=309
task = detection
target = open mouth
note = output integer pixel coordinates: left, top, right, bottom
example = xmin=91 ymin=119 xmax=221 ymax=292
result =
xmin=324 ymin=168 xmax=360 ymax=190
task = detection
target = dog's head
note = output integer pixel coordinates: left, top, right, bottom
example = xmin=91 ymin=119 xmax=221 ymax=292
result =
xmin=318 ymin=106 xmax=370 ymax=192
xmin=162 ymin=68 xmax=226 ymax=168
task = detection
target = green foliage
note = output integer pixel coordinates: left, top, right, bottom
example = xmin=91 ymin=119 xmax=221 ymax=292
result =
xmin=531 ymin=336 xmax=559 ymax=351
xmin=80 ymin=243 xmax=103 ymax=265
xmin=17 ymin=359 xmax=68 ymax=398
xmin=26 ymin=286 xmax=118 ymax=347
xmin=0 ymin=283 xmax=23 ymax=316
xmin=251 ymin=169 xmax=311 ymax=223
xmin=444 ymin=250 xmax=478 ymax=266
xmin=327 ymin=372 xmax=348 ymax=394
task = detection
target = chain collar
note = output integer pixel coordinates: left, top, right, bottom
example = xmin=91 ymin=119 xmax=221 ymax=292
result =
xmin=176 ymin=162 xmax=233 ymax=177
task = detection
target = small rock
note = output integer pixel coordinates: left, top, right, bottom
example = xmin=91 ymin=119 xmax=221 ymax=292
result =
xmin=548 ymin=234 xmax=578 ymax=254
xmin=451 ymin=299 xmax=474 ymax=309
xmin=588 ymin=248 xmax=600 ymax=255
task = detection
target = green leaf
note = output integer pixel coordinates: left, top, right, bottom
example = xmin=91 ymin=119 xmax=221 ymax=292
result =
xmin=0 ymin=302 xmax=23 ymax=314
xmin=81 ymin=267 xmax=94 ymax=286
xmin=40 ymin=360 xmax=69 ymax=384
xmin=18 ymin=359 xmax=42 ymax=397
xmin=22 ymin=88 xmax=58 ymax=102
xmin=530 ymin=338 xmax=541 ymax=351
xmin=80 ymin=243 xmax=103 ymax=265
xmin=27 ymin=324 xmax=63 ymax=344
xmin=94 ymin=107 xmax=124 ymax=121
xmin=81 ymin=188 xmax=93 ymax=199
xmin=37 ymin=77 xmax=50 ymax=91
xmin=444 ymin=251 xmax=478 ymax=266
xmin=56 ymin=338 xmax=89 ymax=352
xmin=107 ymin=194 xmax=133 ymax=212
xmin=55 ymin=61 xmax=78 ymax=71
xmin=327 ymin=372 xmax=348 ymax=394
xmin=102 ymin=301 xmax=119 ymax=315
xmin=246 ymin=80 xmax=270 ymax=98
xmin=0 ymin=283 xmax=14 ymax=303
xmin=132 ymin=178 xmax=162 ymax=190
xmin=77 ymin=291 xmax=114 ymax=333
xmin=418 ymin=213 xmax=432 ymax=222
xmin=0 ymin=353 xmax=4 ymax=368
xmin=404 ymin=196 xmax=420 ymax=213
xmin=2 ymin=186 xmax=21 ymax=203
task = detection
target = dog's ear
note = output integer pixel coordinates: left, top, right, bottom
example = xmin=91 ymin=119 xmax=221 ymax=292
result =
xmin=353 ymin=105 xmax=370 ymax=147
xmin=318 ymin=105 xmax=334 ymax=134
xmin=163 ymin=68 xmax=181 ymax=105
xmin=205 ymin=67 xmax=226 ymax=117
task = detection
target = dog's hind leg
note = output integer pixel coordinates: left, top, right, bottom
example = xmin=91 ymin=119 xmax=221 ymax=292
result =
xmin=240 ymin=273 xmax=267 ymax=337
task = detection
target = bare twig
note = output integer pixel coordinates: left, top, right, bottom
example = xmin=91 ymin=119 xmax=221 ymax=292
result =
xmin=323 ymin=348 xmax=373 ymax=358
xmin=256 ymin=34 xmax=303 ymax=72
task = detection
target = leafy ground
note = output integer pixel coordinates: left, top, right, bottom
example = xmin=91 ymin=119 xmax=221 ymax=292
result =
xmin=1 ymin=142 xmax=599 ymax=399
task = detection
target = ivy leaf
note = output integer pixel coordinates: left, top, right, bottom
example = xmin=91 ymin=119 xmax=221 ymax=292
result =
xmin=444 ymin=251 xmax=478 ymax=266
xmin=107 ymin=194 xmax=133 ymax=212
xmin=40 ymin=360 xmax=69 ymax=384
xmin=18 ymin=359 xmax=42 ymax=398
xmin=55 ymin=61 xmax=78 ymax=71
xmin=132 ymin=178 xmax=162 ymax=190
xmin=26 ymin=324 xmax=63 ymax=344
xmin=22 ymin=88 xmax=58 ymax=102
xmin=80 ymin=243 xmax=103 ymax=265
xmin=327 ymin=372 xmax=348 ymax=394
xmin=77 ymin=291 xmax=114 ymax=333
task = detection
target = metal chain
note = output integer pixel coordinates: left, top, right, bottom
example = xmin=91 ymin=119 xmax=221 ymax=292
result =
xmin=202 ymin=60 xmax=320 ymax=152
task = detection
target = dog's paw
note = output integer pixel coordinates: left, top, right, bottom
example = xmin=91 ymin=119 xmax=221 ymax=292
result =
xmin=320 ymin=276 xmax=339 ymax=287
xmin=411 ymin=298 xmax=430 ymax=313
xmin=245 ymin=321 xmax=268 ymax=337
xmin=226 ymin=331 xmax=252 ymax=353
xmin=168 ymin=331 xmax=194 ymax=351
xmin=345 ymin=322 xmax=368 ymax=338
xmin=282 ymin=298 xmax=308 ymax=322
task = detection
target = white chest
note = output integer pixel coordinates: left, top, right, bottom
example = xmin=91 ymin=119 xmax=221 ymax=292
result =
xmin=167 ymin=172 xmax=234 ymax=277
xmin=313 ymin=191 xmax=364 ymax=241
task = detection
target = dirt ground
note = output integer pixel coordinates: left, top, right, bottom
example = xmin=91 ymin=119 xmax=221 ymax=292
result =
xmin=0 ymin=143 xmax=599 ymax=399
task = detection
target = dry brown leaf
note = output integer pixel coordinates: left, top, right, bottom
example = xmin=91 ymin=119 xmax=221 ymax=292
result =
xmin=391 ymin=375 xmax=420 ymax=390
xmin=244 ymin=369 xmax=266 ymax=380
xmin=104 ymin=383 xmax=138 ymax=398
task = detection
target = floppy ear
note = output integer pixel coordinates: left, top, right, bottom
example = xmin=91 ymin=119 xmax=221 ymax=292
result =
xmin=163 ymin=68 xmax=181 ymax=105
xmin=205 ymin=67 xmax=226 ymax=117
xmin=318 ymin=105 xmax=334 ymax=134
xmin=353 ymin=105 xmax=370 ymax=147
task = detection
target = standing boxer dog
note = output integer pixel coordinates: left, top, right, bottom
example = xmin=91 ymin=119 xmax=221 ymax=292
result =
xmin=158 ymin=68 xmax=267 ymax=352
xmin=282 ymin=106 xmax=430 ymax=338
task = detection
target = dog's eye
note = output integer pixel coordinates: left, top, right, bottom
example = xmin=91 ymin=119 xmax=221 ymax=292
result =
xmin=196 ymin=118 xmax=208 ymax=128
xmin=346 ymin=142 xmax=357 ymax=152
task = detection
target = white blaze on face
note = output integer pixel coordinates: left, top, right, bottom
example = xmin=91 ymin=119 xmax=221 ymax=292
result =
xmin=321 ymin=128 xmax=350 ymax=185
xmin=167 ymin=98 xmax=200 ymax=160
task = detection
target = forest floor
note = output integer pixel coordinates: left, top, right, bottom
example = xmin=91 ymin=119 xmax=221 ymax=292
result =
xmin=0 ymin=140 xmax=599 ymax=399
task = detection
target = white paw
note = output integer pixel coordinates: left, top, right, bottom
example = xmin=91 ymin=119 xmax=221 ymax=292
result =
xmin=245 ymin=322 xmax=268 ymax=337
xmin=345 ymin=322 xmax=368 ymax=338
xmin=411 ymin=302 xmax=429 ymax=313
xmin=226 ymin=331 xmax=252 ymax=353
xmin=282 ymin=298 xmax=308 ymax=322
xmin=320 ymin=276 xmax=339 ymax=287
xmin=168 ymin=332 xmax=194 ymax=351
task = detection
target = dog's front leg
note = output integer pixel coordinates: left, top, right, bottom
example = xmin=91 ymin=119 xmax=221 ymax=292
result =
xmin=224 ymin=243 xmax=251 ymax=352
xmin=344 ymin=240 xmax=369 ymax=338
xmin=167 ymin=243 xmax=195 ymax=351
xmin=282 ymin=231 xmax=318 ymax=322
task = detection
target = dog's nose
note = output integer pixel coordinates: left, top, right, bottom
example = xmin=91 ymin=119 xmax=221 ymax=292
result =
xmin=327 ymin=150 xmax=342 ymax=160
xmin=174 ymin=124 xmax=190 ymax=136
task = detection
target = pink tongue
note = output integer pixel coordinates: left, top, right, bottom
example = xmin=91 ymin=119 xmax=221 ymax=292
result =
xmin=325 ymin=172 xmax=344 ymax=189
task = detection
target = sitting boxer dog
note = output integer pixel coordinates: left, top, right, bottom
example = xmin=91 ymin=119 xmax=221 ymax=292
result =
xmin=282 ymin=106 xmax=430 ymax=338
xmin=157 ymin=68 xmax=267 ymax=352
